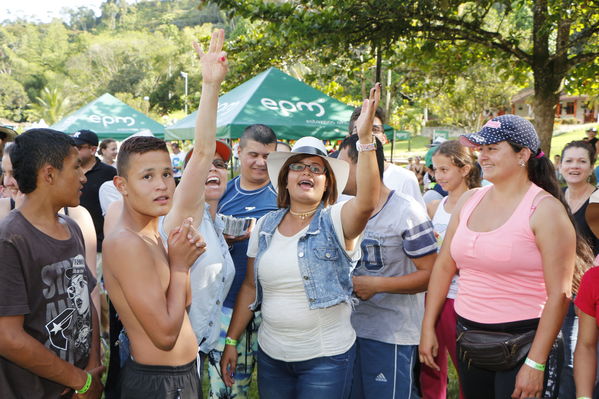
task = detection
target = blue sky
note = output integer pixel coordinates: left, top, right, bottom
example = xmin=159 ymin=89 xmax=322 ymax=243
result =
xmin=1 ymin=0 xmax=106 ymax=23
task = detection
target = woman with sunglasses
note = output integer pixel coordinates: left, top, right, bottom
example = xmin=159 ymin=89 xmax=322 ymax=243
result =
xmin=220 ymin=85 xmax=381 ymax=399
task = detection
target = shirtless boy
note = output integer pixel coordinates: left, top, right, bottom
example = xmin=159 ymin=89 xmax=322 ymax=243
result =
xmin=102 ymin=29 xmax=228 ymax=399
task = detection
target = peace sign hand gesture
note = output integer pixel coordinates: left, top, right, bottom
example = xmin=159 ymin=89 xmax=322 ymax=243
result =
xmin=193 ymin=28 xmax=228 ymax=86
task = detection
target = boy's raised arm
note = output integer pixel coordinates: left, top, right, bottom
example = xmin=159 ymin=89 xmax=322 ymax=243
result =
xmin=163 ymin=29 xmax=228 ymax=233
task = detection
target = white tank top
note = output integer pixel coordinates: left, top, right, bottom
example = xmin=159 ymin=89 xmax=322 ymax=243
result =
xmin=432 ymin=197 xmax=459 ymax=299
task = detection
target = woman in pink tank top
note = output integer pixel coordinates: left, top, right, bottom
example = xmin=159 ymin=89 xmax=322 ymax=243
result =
xmin=419 ymin=115 xmax=593 ymax=399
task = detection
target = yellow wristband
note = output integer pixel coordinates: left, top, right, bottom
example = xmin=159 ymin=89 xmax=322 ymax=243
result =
xmin=75 ymin=372 xmax=92 ymax=394
xmin=225 ymin=337 xmax=238 ymax=346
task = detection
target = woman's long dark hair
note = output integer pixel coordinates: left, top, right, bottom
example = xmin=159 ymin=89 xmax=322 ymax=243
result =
xmin=510 ymin=142 xmax=594 ymax=293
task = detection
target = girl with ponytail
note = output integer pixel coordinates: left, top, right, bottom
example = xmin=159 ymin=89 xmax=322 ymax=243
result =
xmin=419 ymin=140 xmax=480 ymax=399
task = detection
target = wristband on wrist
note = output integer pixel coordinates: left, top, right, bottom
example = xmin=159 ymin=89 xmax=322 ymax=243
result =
xmin=356 ymin=138 xmax=376 ymax=152
xmin=577 ymin=397 xmax=592 ymax=399
xmin=75 ymin=372 xmax=92 ymax=394
xmin=524 ymin=357 xmax=545 ymax=371
xmin=224 ymin=336 xmax=238 ymax=346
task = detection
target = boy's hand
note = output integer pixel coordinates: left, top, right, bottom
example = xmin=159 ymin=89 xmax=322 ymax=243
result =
xmin=193 ymin=28 xmax=228 ymax=86
xmin=352 ymin=275 xmax=380 ymax=300
xmin=167 ymin=217 xmax=206 ymax=272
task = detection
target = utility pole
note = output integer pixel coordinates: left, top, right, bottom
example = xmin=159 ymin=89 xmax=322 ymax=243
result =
xmin=387 ymin=68 xmax=394 ymax=162
xmin=180 ymin=71 xmax=189 ymax=114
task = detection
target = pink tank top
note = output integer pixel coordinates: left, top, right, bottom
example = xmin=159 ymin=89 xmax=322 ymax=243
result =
xmin=451 ymin=183 xmax=549 ymax=323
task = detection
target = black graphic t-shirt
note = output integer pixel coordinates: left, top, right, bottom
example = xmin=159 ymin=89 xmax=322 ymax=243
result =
xmin=0 ymin=210 xmax=96 ymax=399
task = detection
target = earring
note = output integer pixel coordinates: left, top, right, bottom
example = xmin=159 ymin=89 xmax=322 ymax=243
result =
xmin=519 ymin=160 xmax=526 ymax=168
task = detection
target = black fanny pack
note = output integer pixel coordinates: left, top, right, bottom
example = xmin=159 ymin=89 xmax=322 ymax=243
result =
xmin=456 ymin=328 xmax=536 ymax=371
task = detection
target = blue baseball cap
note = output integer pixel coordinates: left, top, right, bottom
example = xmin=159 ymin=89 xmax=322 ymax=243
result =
xmin=460 ymin=115 xmax=540 ymax=153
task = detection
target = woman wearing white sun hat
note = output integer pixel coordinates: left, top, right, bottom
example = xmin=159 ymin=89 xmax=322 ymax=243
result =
xmin=220 ymin=84 xmax=382 ymax=399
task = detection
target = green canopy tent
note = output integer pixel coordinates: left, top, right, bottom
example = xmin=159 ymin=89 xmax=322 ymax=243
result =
xmin=165 ymin=67 xmax=393 ymax=141
xmin=51 ymin=93 xmax=165 ymax=140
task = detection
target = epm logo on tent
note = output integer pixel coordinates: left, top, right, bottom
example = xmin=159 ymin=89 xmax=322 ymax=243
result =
xmin=260 ymin=98 xmax=326 ymax=117
xmin=87 ymin=115 xmax=136 ymax=128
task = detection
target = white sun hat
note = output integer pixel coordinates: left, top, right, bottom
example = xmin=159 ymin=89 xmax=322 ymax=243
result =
xmin=267 ymin=136 xmax=349 ymax=201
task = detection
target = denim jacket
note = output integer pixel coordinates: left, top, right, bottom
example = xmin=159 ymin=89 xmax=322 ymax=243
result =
xmin=250 ymin=203 xmax=358 ymax=311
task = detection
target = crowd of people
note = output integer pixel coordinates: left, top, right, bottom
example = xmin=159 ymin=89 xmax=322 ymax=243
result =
xmin=0 ymin=29 xmax=599 ymax=399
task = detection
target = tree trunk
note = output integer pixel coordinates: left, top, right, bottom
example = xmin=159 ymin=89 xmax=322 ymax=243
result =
xmin=532 ymin=81 xmax=560 ymax=155
xmin=531 ymin=0 xmax=569 ymax=156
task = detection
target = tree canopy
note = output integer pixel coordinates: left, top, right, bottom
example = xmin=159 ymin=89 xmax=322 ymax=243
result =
xmin=212 ymin=0 xmax=599 ymax=152
xmin=0 ymin=0 xmax=596 ymax=153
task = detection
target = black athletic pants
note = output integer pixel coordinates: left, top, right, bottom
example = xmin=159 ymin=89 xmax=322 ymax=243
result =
xmin=120 ymin=358 xmax=202 ymax=399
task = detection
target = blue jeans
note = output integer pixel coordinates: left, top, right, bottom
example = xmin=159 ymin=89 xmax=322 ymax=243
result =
xmin=257 ymin=343 xmax=356 ymax=399
xmin=350 ymin=337 xmax=420 ymax=399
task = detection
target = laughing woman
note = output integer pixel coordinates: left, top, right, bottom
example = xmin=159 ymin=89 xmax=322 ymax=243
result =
xmin=219 ymin=84 xmax=381 ymax=399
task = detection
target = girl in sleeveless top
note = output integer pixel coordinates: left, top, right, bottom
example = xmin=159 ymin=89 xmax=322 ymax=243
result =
xmin=419 ymin=115 xmax=593 ymax=399
xmin=420 ymin=140 xmax=481 ymax=399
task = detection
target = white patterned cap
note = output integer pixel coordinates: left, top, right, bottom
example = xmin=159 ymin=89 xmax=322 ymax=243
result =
xmin=460 ymin=115 xmax=540 ymax=153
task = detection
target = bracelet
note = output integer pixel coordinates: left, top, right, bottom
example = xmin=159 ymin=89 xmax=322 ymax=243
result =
xmin=355 ymin=139 xmax=376 ymax=152
xmin=224 ymin=336 xmax=238 ymax=346
xmin=577 ymin=397 xmax=592 ymax=399
xmin=75 ymin=372 xmax=92 ymax=394
xmin=524 ymin=357 xmax=545 ymax=371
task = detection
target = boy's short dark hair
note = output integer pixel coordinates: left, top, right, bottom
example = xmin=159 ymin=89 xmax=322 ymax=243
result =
xmin=11 ymin=129 xmax=75 ymax=194
xmin=339 ymin=134 xmax=385 ymax=181
xmin=348 ymin=106 xmax=386 ymax=135
xmin=117 ymin=136 xmax=169 ymax=177
xmin=239 ymin=124 xmax=277 ymax=148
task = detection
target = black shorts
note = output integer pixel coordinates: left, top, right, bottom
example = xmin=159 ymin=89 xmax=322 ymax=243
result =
xmin=120 ymin=358 xmax=201 ymax=399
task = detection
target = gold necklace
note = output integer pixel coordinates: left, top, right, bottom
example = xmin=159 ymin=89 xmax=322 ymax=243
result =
xmin=289 ymin=206 xmax=319 ymax=220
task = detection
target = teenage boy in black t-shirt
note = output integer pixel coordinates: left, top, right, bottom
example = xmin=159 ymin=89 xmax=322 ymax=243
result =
xmin=0 ymin=129 xmax=103 ymax=398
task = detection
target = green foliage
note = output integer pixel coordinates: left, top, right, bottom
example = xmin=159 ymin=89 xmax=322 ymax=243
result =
xmin=29 ymin=86 xmax=73 ymax=125
xmin=0 ymin=0 xmax=595 ymax=156
xmin=0 ymin=1 xmax=227 ymax=122
xmin=0 ymin=75 xmax=29 ymax=121
xmin=211 ymin=0 xmax=599 ymax=152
